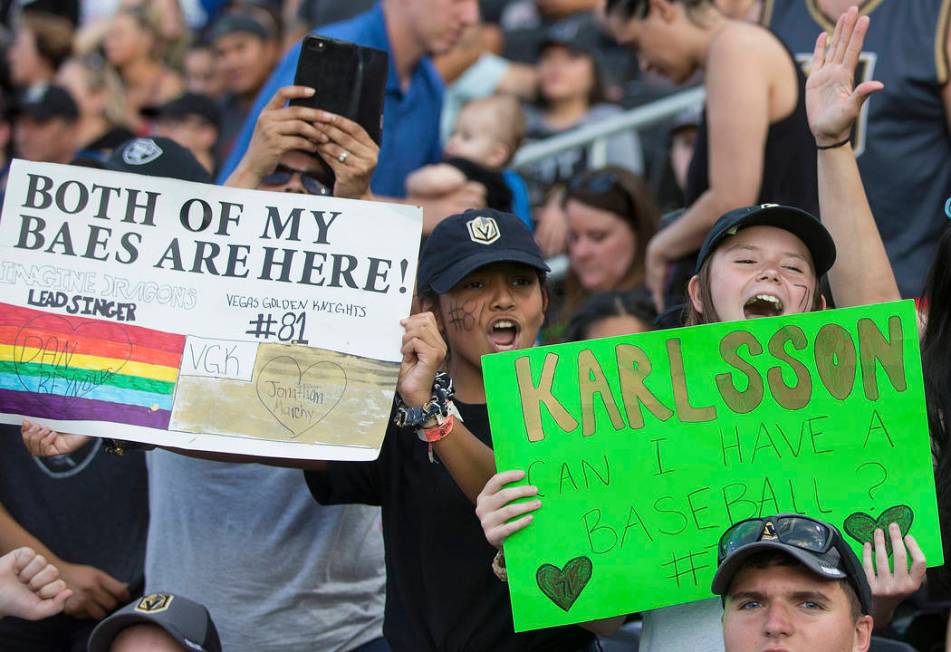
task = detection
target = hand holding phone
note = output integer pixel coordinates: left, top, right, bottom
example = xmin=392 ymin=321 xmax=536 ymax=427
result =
xmin=290 ymin=36 xmax=388 ymax=190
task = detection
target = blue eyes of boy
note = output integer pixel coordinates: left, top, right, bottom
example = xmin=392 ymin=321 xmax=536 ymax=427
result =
xmin=736 ymin=599 xmax=823 ymax=611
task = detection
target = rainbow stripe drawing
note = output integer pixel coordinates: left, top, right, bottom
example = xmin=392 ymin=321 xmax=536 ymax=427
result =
xmin=0 ymin=303 xmax=186 ymax=429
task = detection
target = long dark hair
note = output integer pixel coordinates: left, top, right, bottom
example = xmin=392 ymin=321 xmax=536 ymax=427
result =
xmin=562 ymin=288 xmax=657 ymax=342
xmin=922 ymin=225 xmax=951 ymax=592
xmin=559 ymin=167 xmax=660 ymax=325
xmin=534 ymin=44 xmax=607 ymax=109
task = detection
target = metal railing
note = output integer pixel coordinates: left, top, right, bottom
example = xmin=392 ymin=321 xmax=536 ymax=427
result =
xmin=512 ymin=86 xmax=706 ymax=170
xmin=511 ymin=86 xmax=705 ymax=280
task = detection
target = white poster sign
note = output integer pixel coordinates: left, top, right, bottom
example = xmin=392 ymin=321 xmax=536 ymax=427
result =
xmin=0 ymin=160 xmax=421 ymax=460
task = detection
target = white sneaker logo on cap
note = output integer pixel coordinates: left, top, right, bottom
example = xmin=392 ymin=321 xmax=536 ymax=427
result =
xmin=467 ymin=216 xmax=500 ymax=245
xmin=123 ymin=138 xmax=163 ymax=166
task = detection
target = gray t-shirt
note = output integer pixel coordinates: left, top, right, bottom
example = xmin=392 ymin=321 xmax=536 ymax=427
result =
xmin=520 ymin=103 xmax=644 ymax=205
xmin=145 ymin=451 xmax=385 ymax=652
xmin=640 ymin=599 xmax=725 ymax=652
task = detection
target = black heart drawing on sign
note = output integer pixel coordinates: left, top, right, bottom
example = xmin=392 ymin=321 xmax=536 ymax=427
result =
xmin=536 ymin=556 xmax=593 ymax=612
xmin=13 ymin=314 xmax=132 ymax=399
xmin=843 ymin=505 xmax=914 ymax=556
xmin=255 ymin=356 xmax=347 ymax=438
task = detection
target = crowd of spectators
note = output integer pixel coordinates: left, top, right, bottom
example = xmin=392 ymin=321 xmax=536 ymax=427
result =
xmin=0 ymin=0 xmax=950 ymax=651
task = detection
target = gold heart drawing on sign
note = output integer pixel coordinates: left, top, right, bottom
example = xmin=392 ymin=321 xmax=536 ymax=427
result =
xmin=255 ymin=356 xmax=347 ymax=438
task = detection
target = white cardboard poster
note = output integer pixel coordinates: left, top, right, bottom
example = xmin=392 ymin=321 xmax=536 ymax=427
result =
xmin=0 ymin=159 xmax=422 ymax=460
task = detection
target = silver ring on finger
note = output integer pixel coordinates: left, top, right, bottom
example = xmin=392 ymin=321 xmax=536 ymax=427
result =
xmin=338 ymin=150 xmax=350 ymax=164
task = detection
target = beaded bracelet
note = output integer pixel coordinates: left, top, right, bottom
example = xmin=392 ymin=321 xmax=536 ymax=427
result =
xmin=393 ymin=372 xmax=454 ymax=428
xmin=492 ymin=550 xmax=508 ymax=583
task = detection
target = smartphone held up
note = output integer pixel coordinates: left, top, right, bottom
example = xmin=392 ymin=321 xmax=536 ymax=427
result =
xmin=290 ymin=36 xmax=388 ymax=191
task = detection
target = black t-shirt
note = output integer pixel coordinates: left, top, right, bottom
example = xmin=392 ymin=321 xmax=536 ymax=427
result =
xmin=305 ymin=401 xmax=594 ymax=652
xmin=0 ymin=424 xmax=149 ymax=588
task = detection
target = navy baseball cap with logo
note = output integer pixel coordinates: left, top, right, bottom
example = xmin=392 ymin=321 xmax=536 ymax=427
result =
xmin=417 ymin=208 xmax=550 ymax=294
xmin=695 ymin=204 xmax=837 ymax=276
xmin=711 ymin=514 xmax=872 ymax=615
xmin=14 ymin=85 xmax=79 ymax=122
xmin=145 ymin=92 xmax=222 ymax=130
xmin=105 ymin=137 xmax=213 ymax=184
xmin=88 ymin=592 xmax=222 ymax=652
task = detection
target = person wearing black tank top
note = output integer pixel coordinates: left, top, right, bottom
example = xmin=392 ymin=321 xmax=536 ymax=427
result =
xmin=604 ymin=0 xmax=817 ymax=315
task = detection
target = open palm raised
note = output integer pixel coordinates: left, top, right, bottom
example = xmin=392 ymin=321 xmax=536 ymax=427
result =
xmin=805 ymin=6 xmax=884 ymax=146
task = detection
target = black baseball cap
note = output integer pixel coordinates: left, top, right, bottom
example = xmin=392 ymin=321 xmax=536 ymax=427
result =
xmin=695 ymin=204 xmax=837 ymax=276
xmin=14 ymin=85 xmax=78 ymax=122
xmin=711 ymin=515 xmax=872 ymax=615
xmin=146 ymin=92 xmax=222 ymax=129
xmin=417 ymin=208 xmax=550 ymax=294
xmin=88 ymin=592 xmax=222 ymax=652
xmin=537 ymin=16 xmax=602 ymax=57
xmin=209 ymin=11 xmax=272 ymax=41
xmin=106 ymin=136 xmax=213 ymax=183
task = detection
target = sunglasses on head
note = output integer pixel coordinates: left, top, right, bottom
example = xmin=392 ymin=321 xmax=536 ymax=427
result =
xmin=718 ymin=513 xmax=872 ymax=614
xmin=261 ymin=163 xmax=330 ymax=195
xmin=568 ymin=170 xmax=640 ymax=219
xmin=568 ymin=170 xmax=620 ymax=195
xmin=717 ymin=514 xmax=840 ymax=563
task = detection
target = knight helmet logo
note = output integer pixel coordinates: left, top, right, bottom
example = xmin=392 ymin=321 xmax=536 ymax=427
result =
xmin=122 ymin=138 xmax=163 ymax=166
xmin=135 ymin=593 xmax=174 ymax=614
xmin=466 ymin=216 xmax=501 ymax=245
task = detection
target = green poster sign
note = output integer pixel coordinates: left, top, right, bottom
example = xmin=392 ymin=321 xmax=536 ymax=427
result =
xmin=483 ymin=300 xmax=941 ymax=632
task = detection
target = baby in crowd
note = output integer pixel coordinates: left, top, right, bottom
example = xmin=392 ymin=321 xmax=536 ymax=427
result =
xmin=406 ymin=94 xmax=529 ymax=226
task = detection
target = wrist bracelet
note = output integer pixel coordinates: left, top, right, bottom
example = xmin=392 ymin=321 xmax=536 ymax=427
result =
xmin=104 ymin=439 xmax=156 ymax=455
xmin=492 ymin=550 xmax=508 ymax=583
xmin=393 ymin=372 xmax=454 ymax=428
xmin=817 ymin=137 xmax=851 ymax=150
xmin=416 ymin=401 xmax=462 ymax=463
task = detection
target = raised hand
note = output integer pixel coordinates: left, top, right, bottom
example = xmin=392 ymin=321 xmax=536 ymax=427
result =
xmin=0 ymin=547 xmax=72 ymax=620
xmin=475 ymin=470 xmax=542 ymax=549
xmin=228 ymin=85 xmax=327 ymax=188
xmin=312 ymin=111 xmax=379 ymax=200
xmin=397 ymin=312 xmax=448 ymax=408
xmin=21 ymin=420 xmax=91 ymax=458
xmin=863 ymin=522 xmax=926 ymax=627
xmin=805 ymin=6 xmax=884 ymax=146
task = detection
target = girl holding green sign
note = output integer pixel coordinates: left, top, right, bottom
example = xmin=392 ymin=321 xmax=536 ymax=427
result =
xmin=477 ymin=6 xmax=926 ymax=648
